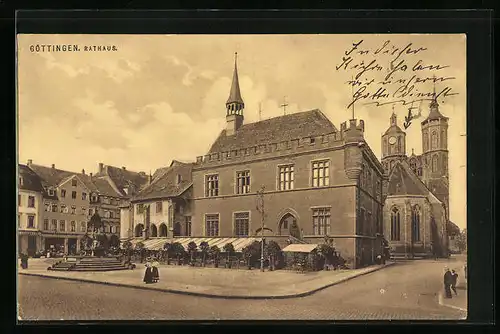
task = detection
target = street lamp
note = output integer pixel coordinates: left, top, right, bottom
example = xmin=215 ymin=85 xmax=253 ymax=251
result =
xmin=256 ymin=185 xmax=266 ymax=272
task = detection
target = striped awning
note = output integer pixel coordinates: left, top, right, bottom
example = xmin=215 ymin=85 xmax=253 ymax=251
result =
xmin=282 ymin=244 xmax=318 ymax=253
xmin=123 ymin=237 xmax=262 ymax=252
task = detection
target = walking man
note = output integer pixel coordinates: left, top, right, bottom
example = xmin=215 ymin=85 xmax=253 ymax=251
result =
xmin=443 ymin=267 xmax=453 ymax=298
xmin=451 ymin=269 xmax=459 ymax=296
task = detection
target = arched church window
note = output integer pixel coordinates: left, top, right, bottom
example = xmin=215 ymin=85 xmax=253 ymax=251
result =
xmin=412 ymin=205 xmax=421 ymax=242
xmin=441 ymin=129 xmax=446 ymax=148
xmin=397 ymin=136 xmax=402 ymax=153
xmin=383 ymin=138 xmax=387 ymax=155
xmin=432 ymin=155 xmax=438 ymax=173
xmin=410 ymin=159 xmax=417 ymax=173
xmin=390 ymin=207 xmax=400 ymax=241
xmin=423 ymin=131 xmax=428 ymax=151
xmin=431 ymin=131 xmax=438 ymax=150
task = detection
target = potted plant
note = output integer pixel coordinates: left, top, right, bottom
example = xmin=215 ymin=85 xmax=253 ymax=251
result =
xmin=187 ymin=241 xmax=197 ymax=266
xmin=265 ymin=240 xmax=281 ymax=271
xmin=199 ymin=241 xmax=210 ymax=267
xmin=209 ymin=245 xmax=221 ymax=268
xmin=171 ymin=242 xmax=185 ymax=265
xmin=223 ymin=243 xmax=235 ymax=268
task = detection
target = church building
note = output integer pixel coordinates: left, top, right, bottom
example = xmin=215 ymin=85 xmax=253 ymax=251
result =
xmin=380 ymin=97 xmax=450 ymax=258
xmin=191 ymin=54 xmax=386 ymax=268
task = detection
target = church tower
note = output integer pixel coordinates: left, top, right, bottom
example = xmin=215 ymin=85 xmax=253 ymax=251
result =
xmin=421 ymin=94 xmax=449 ymax=217
xmin=381 ymin=109 xmax=407 ymax=173
xmin=225 ymin=52 xmax=244 ymax=136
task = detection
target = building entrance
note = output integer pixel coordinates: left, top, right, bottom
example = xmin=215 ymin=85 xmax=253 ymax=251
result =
xmin=27 ymin=236 xmax=37 ymax=256
xmin=278 ymin=213 xmax=301 ymax=239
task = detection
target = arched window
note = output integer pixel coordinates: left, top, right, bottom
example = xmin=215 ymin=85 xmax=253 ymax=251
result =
xmin=397 ymin=136 xmax=402 ymax=153
xmin=383 ymin=139 xmax=387 ymax=155
xmin=151 ymin=224 xmax=158 ymax=237
xmin=441 ymin=129 xmax=446 ymax=148
xmin=390 ymin=160 xmax=395 ymax=170
xmin=431 ymin=131 xmax=438 ymax=149
xmin=432 ymin=155 xmax=438 ymax=173
xmin=423 ymin=130 xmax=428 ymax=151
xmin=135 ymin=224 xmax=144 ymax=237
xmin=412 ymin=205 xmax=421 ymax=242
xmin=159 ymin=223 xmax=167 ymax=237
xmin=410 ymin=159 xmax=417 ymax=174
xmin=390 ymin=207 xmax=400 ymax=241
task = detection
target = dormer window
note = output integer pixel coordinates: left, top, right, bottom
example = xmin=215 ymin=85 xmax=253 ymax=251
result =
xmin=48 ymin=189 xmax=55 ymax=196
xmin=91 ymin=194 xmax=98 ymax=202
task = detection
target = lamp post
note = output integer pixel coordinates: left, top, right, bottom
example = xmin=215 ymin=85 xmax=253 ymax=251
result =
xmin=256 ymin=185 xmax=266 ymax=272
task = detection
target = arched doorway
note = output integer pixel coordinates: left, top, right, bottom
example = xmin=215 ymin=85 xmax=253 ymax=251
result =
xmin=159 ymin=223 xmax=167 ymax=237
xmin=173 ymin=222 xmax=181 ymax=237
xmin=278 ymin=213 xmax=301 ymax=239
xmin=135 ymin=224 xmax=144 ymax=237
xmin=150 ymin=224 xmax=158 ymax=237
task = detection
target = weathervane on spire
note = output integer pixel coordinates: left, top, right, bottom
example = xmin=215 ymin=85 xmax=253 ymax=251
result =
xmin=280 ymin=96 xmax=289 ymax=115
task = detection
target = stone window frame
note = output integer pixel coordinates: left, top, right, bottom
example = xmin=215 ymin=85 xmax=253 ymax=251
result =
xmin=277 ymin=164 xmax=295 ymax=191
xmin=205 ymin=173 xmax=220 ymax=197
xmin=235 ymin=170 xmax=251 ymax=195
xmin=312 ymin=206 xmax=331 ymax=235
xmin=205 ymin=213 xmax=220 ymax=237
xmin=390 ymin=206 xmax=401 ymax=241
xmin=233 ymin=211 xmax=250 ymax=237
xmin=310 ymin=159 xmax=330 ymax=188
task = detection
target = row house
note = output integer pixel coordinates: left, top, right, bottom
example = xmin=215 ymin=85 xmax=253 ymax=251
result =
xmin=120 ymin=160 xmax=193 ymax=240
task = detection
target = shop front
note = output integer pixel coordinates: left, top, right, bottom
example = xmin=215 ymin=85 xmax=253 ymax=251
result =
xmin=43 ymin=233 xmax=81 ymax=256
xmin=18 ymin=230 xmax=42 ymax=256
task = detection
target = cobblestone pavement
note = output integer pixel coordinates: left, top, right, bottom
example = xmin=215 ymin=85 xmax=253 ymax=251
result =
xmin=18 ymin=259 xmax=466 ymax=321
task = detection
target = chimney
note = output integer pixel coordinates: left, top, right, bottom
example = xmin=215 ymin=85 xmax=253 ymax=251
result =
xmin=27 ymin=159 xmax=32 ymax=166
xmin=122 ymin=166 xmax=126 ymax=170
xmin=51 ymin=164 xmax=55 ymax=169
xmin=98 ymin=163 xmax=104 ymax=173
xmin=82 ymin=169 xmax=85 ymax=175
xmin=89 ymin=172 xmax=93 ymax=179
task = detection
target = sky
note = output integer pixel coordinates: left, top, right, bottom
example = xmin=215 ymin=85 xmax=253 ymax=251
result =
xmin=17 ymin=34 xmax=466 ymax=229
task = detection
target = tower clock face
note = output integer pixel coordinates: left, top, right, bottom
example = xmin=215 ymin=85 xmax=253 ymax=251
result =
xmin=389 ymin=136 xmax=397 ymax=145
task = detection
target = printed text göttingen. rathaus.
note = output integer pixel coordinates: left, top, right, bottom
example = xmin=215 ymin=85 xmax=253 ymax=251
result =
xmin=29 ymin=44 xmax=118 ymax=53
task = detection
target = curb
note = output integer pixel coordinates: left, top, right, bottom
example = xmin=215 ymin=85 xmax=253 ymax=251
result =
xmin=438 ymin=292 xmax=467 ymax=312
xmin=19 ymin=262 xmax=395 ymax=300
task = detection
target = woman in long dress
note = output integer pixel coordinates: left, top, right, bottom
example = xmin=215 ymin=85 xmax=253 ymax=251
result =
xmin=143 ymin=261 xmax=153 ymax=284
xmin=152 ymin=260 xmax=160 ymax=283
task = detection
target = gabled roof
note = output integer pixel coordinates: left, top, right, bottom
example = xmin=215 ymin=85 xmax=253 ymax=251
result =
xmin=92 ymin=176 xmax=123 ymax=197
xmin=447 ymin=221 xmax=461 ymax=236
xmin=208 ymin=109 xmax=337 ymax=153
xmin=95 ymin=165 xmax=149 ymax=196
xmin=427 ymin=178 xmax=449 ymax=197
xmin=28 ymin=164 xmax=96 ymax=190
xmin=18 ymin=164 xmax=44 ymax=193
xmin=132 ymin=162 xmax=194 ymax=202
xmin=387 ymin=160 xmax=429 ymax=196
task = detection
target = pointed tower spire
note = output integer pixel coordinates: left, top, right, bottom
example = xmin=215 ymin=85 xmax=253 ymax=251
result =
xmin=226 ymin=52 xmax=244 ymax=106
xmin=225 ymin=52 xmax=245 ymax=136
xmin=423 ymin=74 xmax=448 ymax=123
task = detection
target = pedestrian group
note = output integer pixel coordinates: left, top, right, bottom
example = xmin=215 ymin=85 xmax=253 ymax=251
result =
xmin=143 ymin=257 xmax=160 ymax=284
xmin=443 ymin=266 xmax=459 ymax=298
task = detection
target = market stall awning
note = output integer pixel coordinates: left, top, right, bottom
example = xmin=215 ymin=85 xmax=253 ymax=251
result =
xmin=123 ymin=237 xmax=262 ymax=252
xmin=282 ymin=244 xmax=318 ymax=253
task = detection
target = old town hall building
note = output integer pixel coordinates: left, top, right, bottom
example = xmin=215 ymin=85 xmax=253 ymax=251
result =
xmin=190 ymin=55 xmax=386 ymax=268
